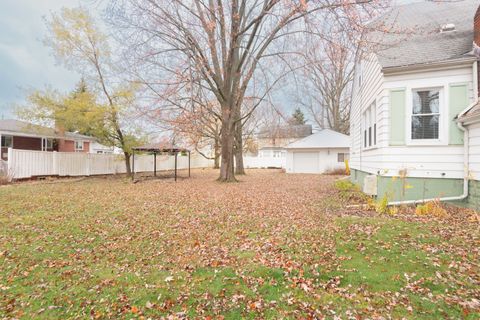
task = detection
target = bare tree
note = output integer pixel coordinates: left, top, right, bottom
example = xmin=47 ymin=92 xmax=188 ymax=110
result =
xmin=298 ymin=28 xmax=359 ymax=134
xmin=109 ymin=0 xmax=385 ymax=181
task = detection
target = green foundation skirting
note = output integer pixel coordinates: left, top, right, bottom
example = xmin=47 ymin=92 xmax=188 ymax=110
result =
xmin=350 ymin=168 xmax=464 ymax=202
xmin=377 ymin=176 xmax=463 ymax=202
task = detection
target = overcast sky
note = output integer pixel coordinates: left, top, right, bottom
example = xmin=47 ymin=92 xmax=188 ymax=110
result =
xmin=0 ymin=0 xmax=416 ymax=122
xmin=0 ymin=0 xmax=91 ymax=119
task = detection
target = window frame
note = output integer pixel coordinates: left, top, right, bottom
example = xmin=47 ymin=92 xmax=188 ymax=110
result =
xmin=41 ymin=138 xmax=53 ymax=151
xmin=74 ymin=140 xmax=84 ymax=151
xmin=1 ymin=135 xmax=13 ymax=148
xmin=407 ymin=87 xmax=445 ymax=146
xmin=337 ymin=153 xmax=345 ymax=163
xmin=362 ymin=100 xmax=377 ymax=150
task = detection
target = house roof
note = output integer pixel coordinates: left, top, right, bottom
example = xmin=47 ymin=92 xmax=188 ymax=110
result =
xmin=257 ymin=124 xmax=312 ymax=139
xmin=133 ymin=143 xmax=189 ymax=153
xmin=285 ymin=129 xmax=349 ymax=149
xmin=372 ymin=0 xmax=478 ymax=70
xmin=458 ymin=101 xmax=480 ymax=124
xmin=0 ymin=119 xmax=96 ymax=141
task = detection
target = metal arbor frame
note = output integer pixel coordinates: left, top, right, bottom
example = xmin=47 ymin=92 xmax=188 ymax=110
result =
xmin=132 ymin=146 xmax=191 ymax=182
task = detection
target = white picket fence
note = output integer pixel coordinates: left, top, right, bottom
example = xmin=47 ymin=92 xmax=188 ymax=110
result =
xmin=5 ymin=148 xmax=213 ymax=180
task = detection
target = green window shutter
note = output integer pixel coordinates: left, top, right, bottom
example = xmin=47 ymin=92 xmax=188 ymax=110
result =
xmin=389 ymin=89 xmax=406 ymax=145
xmin=449 ymin=84 xmax=468 ymax=145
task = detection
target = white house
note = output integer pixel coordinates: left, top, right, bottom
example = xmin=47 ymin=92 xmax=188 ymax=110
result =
xmin=245 ymin=124 xmax=312 ymax=169
xmin=350 ymin=0 xmax=480 ymax=206
xmin=285 ymin=129 xmax=349 ymax=174
xmin=89 ymin=141 xmax=123 ymax=154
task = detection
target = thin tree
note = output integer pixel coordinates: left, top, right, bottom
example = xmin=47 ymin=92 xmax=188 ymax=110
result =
xmin=45 ymin=7 xmax=140 ymax=174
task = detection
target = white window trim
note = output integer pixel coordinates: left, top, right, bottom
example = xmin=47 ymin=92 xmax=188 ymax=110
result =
xmin=362 ymin=99 xmax=378 ymax=151
xmin=75 ymin=140 xmax=84 ymax=151
xmin=406 ymin=86 xmax=447 ymax=146
xmin=41 ymin=138 xmax=53 ymax=151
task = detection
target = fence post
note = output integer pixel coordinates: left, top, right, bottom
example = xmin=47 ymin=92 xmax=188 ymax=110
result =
xmin=86 ymin=153 xmax=91 ymax=176
xmin=52 ymin=151 xmax=58 ymax=176
xmin=7 ymin=148 xmax=13 ymax=181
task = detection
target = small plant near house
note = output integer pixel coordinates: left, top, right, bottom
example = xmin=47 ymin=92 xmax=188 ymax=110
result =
xmin=334 ymin=179 xmax=370 ymax=204
xmin=371 ymin=194 xmax=398 ymax=215
xmin=415 ymin=200 xmax=448 ymax=217
xmin=334 ymin=179 xmax=357 ymax=192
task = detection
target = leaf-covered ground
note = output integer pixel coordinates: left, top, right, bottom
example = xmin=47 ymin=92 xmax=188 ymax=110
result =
xmin=0 ymin=169 xmax=479 ymax=319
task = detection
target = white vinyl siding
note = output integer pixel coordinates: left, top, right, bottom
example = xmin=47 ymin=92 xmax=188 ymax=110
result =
xmin=467 ymin=122 xmax=480 ymax=180
xmin=350 ymin=53 xmax=385 ymax=173
xmin=350 ymin=59 xmax=475 ymax=179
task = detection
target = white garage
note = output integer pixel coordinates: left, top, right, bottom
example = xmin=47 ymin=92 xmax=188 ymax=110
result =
xmin=285 ymin=129 xmax=350 ymax=174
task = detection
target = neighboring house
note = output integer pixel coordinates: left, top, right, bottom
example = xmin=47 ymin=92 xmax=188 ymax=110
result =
xmin=89 ymin=141 xmax=121 ymax=154
xmin=0 ymin=119 xmax=96 ymax=161
xmin=350 ymin=0 xmax=480 ymax=205
xmin=285 ymin=129 xmax=349 ymax=174
xmin=252 ymin=124 xmax=312 ymax=168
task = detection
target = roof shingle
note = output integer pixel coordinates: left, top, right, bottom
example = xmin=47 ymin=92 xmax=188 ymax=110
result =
xmin=372 ymin=0 xmax=478 ymax=69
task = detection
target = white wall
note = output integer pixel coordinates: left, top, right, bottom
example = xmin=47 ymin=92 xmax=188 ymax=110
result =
xmin=285 ymin=148 xmax=349 ymax=174
xmin=350 ymin=54 xmax=385 ymax=174
xmin=244 ymin=156 xmax=286 ymax=169
xmin=350 ymin=58 xmax=475 ymax=179
xmin=6 ymin=149 xmax=213 ymax=180
xmin=468 ymin=122 xmax=480 ymax=180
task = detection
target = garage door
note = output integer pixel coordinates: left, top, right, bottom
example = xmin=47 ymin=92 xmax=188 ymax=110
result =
xmin=293 ymin=152 xmax=319 ymax=173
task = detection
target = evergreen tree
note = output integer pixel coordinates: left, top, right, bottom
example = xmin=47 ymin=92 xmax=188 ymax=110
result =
xmin=288 ymin=108 xmax=306 ymax=125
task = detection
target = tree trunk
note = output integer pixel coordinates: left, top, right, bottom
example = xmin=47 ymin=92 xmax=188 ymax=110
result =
xmin=124 ymin=152 xmax=132 ymax=176
xmin=218 ymin=115 xmax=236 ymax=182
xmin=234 ymin=122 xmax=245 ymax=175
xmin=214 ymin=138 xmax=220 ymax=169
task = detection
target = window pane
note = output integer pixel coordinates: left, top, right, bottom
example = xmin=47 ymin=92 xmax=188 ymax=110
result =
xmin=338 ymin=153 xmax=345 ymax=162
xmin=1 ymin=136 xmax=13 ymax=148
xmin=412 ymin=115 xmax=439 ymax=139
xmin=413 ymin=90 xmax=439 ymax=114
xmin=368 ymin=127 xmax=372 ymax=146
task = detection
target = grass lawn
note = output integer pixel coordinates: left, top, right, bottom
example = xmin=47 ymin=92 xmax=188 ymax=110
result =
xmin=0 ymin=169 xmax=479 ymax=319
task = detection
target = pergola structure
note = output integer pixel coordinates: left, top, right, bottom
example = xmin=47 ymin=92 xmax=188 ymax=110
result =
xmin=132 ymin=144 xmax=191 ymax=182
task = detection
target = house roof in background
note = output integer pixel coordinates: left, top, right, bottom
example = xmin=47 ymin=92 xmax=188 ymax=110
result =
xmin=372 ymin=0 xmax=478 ymax=69
xmin=257 ymin=124 xmax=312 ymax=139
xmin=0 ymin=119 xmax=95 ymax=140
xmin=285 ymin=129 xmax=349 ymax=149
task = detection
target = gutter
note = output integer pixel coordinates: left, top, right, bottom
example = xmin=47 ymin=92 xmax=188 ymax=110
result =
xmin=382 ymin=56 xmax=477 ymax=76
